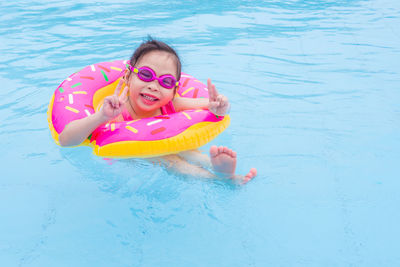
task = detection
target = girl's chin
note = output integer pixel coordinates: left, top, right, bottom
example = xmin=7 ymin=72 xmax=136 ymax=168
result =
xmin=134 ymin=100 xmax=162 ymax=114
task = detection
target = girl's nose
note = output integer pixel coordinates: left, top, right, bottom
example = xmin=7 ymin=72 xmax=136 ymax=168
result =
xmin=147 ymin=80 xmax=160 ymax=91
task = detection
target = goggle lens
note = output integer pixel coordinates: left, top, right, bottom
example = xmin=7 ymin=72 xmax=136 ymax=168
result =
xmin=160 ymin=76 xmax=174 ymax=88
xmin=137 ymin=68 xmax=153 ymax=81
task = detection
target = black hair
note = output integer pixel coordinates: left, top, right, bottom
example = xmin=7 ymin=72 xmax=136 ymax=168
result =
xmin=129 ymin=37 xmax=181 ymax=80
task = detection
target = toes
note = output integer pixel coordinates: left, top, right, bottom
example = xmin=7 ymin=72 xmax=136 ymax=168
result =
xmin=227 ymin=148 xmax=237 ymax=158
xmin=211 ymin=146 xmax=238 ymax=158
xmin=242 ymin=175 xmax=252 ymax=184
xmin=224 ymin=147 xmax=237 ymax=158
xmin=241 ymin=168 xmax=257 ymax=185
xmin=209 ymin=145 xmax=218 ymax=157
xmin=250 ymin=168 xmax=257 ymax=176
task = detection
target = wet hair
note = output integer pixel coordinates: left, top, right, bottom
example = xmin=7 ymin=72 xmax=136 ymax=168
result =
xmin=129 ymin=37 xmax=181 ymax=81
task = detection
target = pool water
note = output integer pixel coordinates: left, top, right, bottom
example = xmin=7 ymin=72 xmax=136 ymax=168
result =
xmin=1 ymin=0 xmax=400 ymax=266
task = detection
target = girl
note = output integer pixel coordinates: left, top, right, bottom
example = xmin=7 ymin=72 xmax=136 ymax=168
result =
xmin=59 ymin=39 xmax=257 ymax=184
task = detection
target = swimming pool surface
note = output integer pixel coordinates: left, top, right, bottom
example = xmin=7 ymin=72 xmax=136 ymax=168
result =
xmin=1 ymin=0 xmax=399 ymax=266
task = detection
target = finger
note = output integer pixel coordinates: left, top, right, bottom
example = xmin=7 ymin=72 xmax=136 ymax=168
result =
xmin=109 ymin=95 xmax=117 ymax=108
xmin=112 ymin=95 xmax=121 ymax=108
xmin=114 ymin=77 xmax=125 ymax=96
xmin=216 ymin=94 xmax=224 ymax=104
xmin=219 ymin=95 xmax=229 ymax=107
xmin=119 ymin=85 xmax=129 ymax=102
xmin=207 ymin=78 xmax=217 ymax=101
xmin=211 ymin=81 xmax=219 ymax=96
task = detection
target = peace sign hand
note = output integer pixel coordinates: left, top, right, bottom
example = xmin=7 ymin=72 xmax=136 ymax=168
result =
xmin=207 ymin=78 xmax=230 ymax=116
xmin=100 ymin=77 xmax=129 ymax=120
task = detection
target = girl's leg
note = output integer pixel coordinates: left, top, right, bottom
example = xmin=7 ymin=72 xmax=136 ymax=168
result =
xmin=159 ymin=154 xmax=215 ymax=179
xmin=180 ymin=146 xmax=257 ymax=184
xmin=178 ymin=149 xmax=212 ymax=168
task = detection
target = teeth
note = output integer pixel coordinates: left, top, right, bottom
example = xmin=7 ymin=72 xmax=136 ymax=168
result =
xmin=142 ymin=94 xmax=157 ymax=101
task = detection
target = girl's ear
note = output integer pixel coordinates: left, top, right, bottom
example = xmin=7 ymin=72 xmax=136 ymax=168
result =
xmin=124 ymin=70 xmax=130 ymax=82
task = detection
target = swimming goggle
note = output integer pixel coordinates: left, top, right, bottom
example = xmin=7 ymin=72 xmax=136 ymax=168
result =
xmin=127 ymin=64 xmax=179 ymax=89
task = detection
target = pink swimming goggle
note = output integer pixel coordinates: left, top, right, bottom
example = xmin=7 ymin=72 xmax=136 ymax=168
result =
xmin=127 ymin=64 xmax=179 ymax=89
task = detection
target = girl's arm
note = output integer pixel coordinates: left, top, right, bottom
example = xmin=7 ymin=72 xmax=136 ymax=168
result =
xmin=173 ymin=97 xmax=209 ymax=111
xmin=173 ymin=78 xmax=230 ymax=116
xmin=59 ymin=78 xmax=128 ymax=147
xmin=59 ymin=112 xmax=109 ymax=147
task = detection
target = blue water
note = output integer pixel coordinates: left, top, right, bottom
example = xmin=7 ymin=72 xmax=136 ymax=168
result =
xmin=1 ymin=0 xmax=400 ymax=266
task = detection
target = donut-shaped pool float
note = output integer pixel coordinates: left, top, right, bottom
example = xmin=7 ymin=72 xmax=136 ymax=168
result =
xmin=47 ymin=60 xmax=230 ymax=158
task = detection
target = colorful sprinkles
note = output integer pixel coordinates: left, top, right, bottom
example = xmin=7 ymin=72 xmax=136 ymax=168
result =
xmin=110 ymin=66 xmax=122 ymax=72
xmin=126 ymin=126 xmax=138 ymax=133
xmin=126 ymin=119 xmax=141 ymax=125
xmin=80 ymin=76 xmax=94 ymax=80
xmin=182 ymin=112 xmax=192 ymax=120
xmin=151 ymin=127 xmax=166 ymax=135
xmin=193 ymin=88 xmax=199 ymax=98
xmin=147 ymin=119 xmax=163 ymax=126
xmin=181 ymin=87 xmax=194 ymax=96
xmin=154 ymin=116 xmax=170 ymax=119
xmin=101 ymin=70 xmax=109 ymax=82
xmin=98 ymin=65 xmax=110 ymax=72
xmin=182 ymin=78 xmax=189 ymax=88
xmin=71 ymin=82 xmax=82 ymax=88
xmin=65 ymin=106 xmax=79 ymax=113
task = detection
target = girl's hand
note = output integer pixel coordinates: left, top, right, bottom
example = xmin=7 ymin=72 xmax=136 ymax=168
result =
xmin=100 ymin=77 xmax=128 ymax=120
xmin=207 ymin=78 xmax=230 ymax=116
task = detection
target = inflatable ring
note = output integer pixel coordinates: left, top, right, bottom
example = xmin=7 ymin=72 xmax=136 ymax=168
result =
xmin=47 ymin=60 xmax=230 ymax=158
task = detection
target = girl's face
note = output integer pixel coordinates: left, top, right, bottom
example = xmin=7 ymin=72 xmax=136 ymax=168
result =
xmin=125 ymin=50 xmax=178 ymax=117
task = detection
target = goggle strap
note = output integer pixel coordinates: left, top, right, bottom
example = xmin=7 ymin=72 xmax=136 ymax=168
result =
xmin=125 ymin=63 xmax=139 ymax=74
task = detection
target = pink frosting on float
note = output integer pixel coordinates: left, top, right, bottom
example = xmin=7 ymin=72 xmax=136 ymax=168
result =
xmin=50 ymin=60 xmax=224 ymax=147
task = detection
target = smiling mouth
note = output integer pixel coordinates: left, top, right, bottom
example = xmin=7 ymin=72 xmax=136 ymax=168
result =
xmin=140 ymin=93 xmax=159 ymax=102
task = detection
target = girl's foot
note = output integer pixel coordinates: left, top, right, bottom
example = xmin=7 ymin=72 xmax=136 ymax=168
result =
xmin=210 ymin=145 xmax=237 ymax=176
xmin=210 ymin=145 xmax=257 ymax=184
